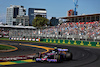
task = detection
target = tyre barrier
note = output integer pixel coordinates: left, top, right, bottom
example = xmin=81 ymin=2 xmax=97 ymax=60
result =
xmin=9 ymin=38 xmax=40 ymax=42
xmin=41 ymin=39 xmax=100 ymax=47
xmin=0 ymin=54 xmax=36 ymax=61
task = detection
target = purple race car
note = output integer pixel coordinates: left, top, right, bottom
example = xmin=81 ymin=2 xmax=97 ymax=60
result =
xmin=33 ymin=48 xmax=72 ymax=63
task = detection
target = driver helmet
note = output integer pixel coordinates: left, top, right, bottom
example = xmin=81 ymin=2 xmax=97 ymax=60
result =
xmin=54 ymin=47 xmax=57 ymax=49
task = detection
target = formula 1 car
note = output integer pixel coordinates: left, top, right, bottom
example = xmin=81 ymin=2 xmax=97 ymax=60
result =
xmin=33 ymin=48 xmax=72 ymax=63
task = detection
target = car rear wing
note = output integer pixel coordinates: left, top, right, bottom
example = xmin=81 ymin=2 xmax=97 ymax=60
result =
xmin=58 ymin=48 xmax=68 ymax=51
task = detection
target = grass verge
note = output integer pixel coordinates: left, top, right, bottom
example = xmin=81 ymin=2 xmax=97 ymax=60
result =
xmin=0 ymin=45 xmax=15 ymax=50
xmin=0 ymin=38 xmax=9 ymax=40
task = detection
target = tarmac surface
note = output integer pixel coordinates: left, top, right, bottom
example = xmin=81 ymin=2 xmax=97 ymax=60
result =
xmin=0 ymin=40 xmax=100 ymax=67
xmin=0 ymin=41 xmax=45 ymax=57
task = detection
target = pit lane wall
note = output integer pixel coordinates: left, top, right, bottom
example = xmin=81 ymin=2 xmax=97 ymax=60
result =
xmin=41 ymin=39 xmax=100 ymax=47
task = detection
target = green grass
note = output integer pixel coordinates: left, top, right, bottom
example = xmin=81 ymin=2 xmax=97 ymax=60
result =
xmin=0 ymin=45 xmax=15 ymax=50
xmin=0 ymin=37 xmax=9 ymax=40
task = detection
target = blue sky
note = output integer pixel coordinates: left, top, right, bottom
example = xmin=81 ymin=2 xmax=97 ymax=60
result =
xmin=0 ymin=0 xmax=100 ymax=23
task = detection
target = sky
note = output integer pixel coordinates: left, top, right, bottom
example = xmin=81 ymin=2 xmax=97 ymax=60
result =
xmin=0 ymin=0 xmax=100 ymax=23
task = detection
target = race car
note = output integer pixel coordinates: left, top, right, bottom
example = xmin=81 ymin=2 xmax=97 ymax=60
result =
xmin=33 ymin=48 xmax=72 ymax=63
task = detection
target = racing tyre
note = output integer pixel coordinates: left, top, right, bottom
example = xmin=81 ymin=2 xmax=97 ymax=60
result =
xmin=33 ymin=57 xmax=36 ymax=60
xmin=57 ymin=54 xmax=63 ymax=63
xmin=32 ymin=53 xmax=39 ymax=60
xmin=65 ymin=52 xmax=72 ymax=61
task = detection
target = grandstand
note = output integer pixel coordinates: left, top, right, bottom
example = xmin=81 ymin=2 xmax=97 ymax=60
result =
xmin=8 ymin=13 xmax=100 ymax=42
xmin=9 ymin=20 xmax=100 ymax=42
xmin=0 ymin=25 xmax=36 ymax=38
xmin=60 ymin=13 xmax=100 ymax=22
xmin=40 ymin=21 xmax=100 ymax=42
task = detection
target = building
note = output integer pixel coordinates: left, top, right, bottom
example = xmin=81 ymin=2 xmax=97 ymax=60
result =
xmin=6 ymin=5 xmax=26 ymax=25
xmin=28 ymin=8 xmax=47 ymax=26
xmin=16 ymin=15 xmax=29 ymax=26
xmin=60 ymin=13 xmax=100 ymax=22
xmin=50 ymin=17 xmax=59 ymax=26
xmin=67 ymin=9 xmax=78 ymax=17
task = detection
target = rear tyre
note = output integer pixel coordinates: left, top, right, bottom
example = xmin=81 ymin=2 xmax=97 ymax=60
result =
xmin=65 ymin=52 xmax=72 ymax=61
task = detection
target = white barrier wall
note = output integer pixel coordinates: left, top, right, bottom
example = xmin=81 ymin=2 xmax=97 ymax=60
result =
xmin=9 ymin=38 xmax=40 ymax=42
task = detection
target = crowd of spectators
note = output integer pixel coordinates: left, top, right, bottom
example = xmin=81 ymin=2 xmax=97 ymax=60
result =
xmin=40 ymin=21 xmax=100 ymax=39
xmin=3 ymin=21 xmax=100 ymax=40
xmin=0 ymin=28 xmax=9 ymax=37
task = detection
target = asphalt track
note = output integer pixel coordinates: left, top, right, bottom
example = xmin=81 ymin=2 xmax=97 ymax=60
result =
xmin=0 ymin=41 xmax=45 ymax=57
xmin=0 ymin=40 xmax=100 ymax=67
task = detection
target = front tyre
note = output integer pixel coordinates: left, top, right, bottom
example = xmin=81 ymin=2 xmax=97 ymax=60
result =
xmin=33 ymin=57 xmax=36 ymax=60
xmin=57 ymin=54 xmax=63 ymax=62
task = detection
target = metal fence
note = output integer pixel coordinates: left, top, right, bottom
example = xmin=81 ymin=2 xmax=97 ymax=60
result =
xmin=33 ymin=34 xmax=100 ymax=42
xmin=9 ymin=29 xmax=38 ymax=38
xmin=9 ymin=28 xmax=100 ymax=42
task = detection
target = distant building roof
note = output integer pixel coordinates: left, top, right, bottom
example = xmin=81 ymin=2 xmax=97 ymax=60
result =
xmin=0 ymin=25 xmax=36 ymax=29
xmin=29 ymin=8 xmax=46 ymax=10
xmin=60 ymin=13 xmax=100 ymax=19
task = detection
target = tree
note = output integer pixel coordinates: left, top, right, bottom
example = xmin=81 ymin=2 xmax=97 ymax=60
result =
xmin=50 ymin=17 xmax=59 ymax=26
xmin=32 ymin=17 xmax=49 ymax=28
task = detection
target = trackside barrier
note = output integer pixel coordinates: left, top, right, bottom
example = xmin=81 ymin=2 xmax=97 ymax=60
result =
xmin=29 ymin=38 xmax=32 ymax=41
xmin=26 ymin=38 xmax=28 ymax=40
xmin=9 ymin=37 xmax=40 ymax=42
xmin=32 ymin=38 xmax=35 ymax=41
xmin=23 ymin=38 xmax=25 ymax=40
xmin=0 ymin=54 xmax=35 ymax=61
xmin=20 ymin=38 xmax=22 ymax=40
xmin=41 ymin=39 xmax=100 ymax=47
xmin=17 ymin=38 xmax=19 ymax=40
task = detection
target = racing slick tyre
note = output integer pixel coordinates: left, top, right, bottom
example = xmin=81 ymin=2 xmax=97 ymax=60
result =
xmin=32 ymin=53 xmax=39 ymax=60
xmin=56 ymin=54 xmax=63 ymax=63
xmin=65 ymin=52 xmax=72 ymax=61
xmin=33 ymin=57 xmax=36 ymax=60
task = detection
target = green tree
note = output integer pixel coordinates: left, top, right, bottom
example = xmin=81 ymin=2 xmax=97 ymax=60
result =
xmin=32 ymin=17 xmax=49 ymax=28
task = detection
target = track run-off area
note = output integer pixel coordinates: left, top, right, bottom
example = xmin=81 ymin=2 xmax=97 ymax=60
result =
xmin=0 ymin=40 xmax=100 ymax=67
xmin=0 ymin=43 xmax=53 ymax=66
